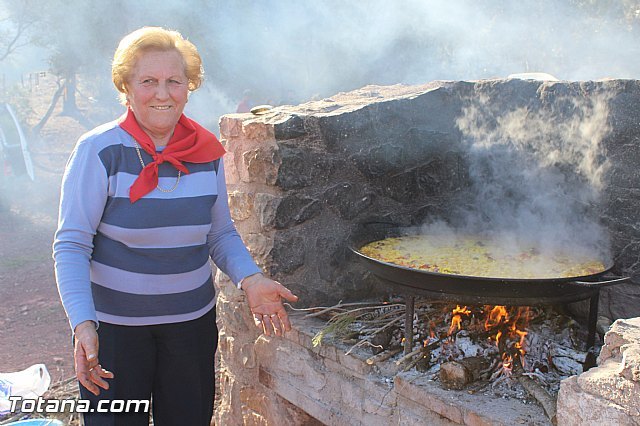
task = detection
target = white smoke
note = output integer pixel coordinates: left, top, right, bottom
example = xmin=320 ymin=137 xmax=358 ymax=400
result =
xmin=452 ymin=86 xmax=613 ymax=260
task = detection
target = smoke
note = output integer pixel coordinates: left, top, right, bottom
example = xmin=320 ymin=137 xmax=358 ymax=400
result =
xmin=3 ymin=0 xmax=639 ymax=126
xmin=0 ymin=0 xmax=636 ymax=241
xmin=448 ymin=89 xmax=612 ymax=261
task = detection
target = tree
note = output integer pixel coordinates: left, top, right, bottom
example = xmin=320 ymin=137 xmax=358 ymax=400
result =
xmin=0 ymin=1 xmax=38 ymax=63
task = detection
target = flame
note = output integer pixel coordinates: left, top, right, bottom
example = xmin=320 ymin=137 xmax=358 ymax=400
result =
xmin=484 ymin=305 xmax=508 ymax=330
xmin=482 ymin=305 xmax=531 ymax=374
xmin=501 ymin=353 xmax=513 ymax=376
xmin=448 ymin=305 xmax=471 ymax=335
xmin=444 ymin=304 xmax=532 ymax=376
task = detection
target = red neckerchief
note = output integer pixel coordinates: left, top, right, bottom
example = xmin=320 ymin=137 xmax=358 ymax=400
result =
xmin=119 ymin=108 xmax=225 ymax=203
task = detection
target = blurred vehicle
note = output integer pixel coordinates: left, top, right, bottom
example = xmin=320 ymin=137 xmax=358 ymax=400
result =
xmin=0 ymin=103 xmax=34 ymax=181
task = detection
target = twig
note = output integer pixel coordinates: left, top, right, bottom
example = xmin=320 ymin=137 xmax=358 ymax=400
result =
xmin=395 ymin=346 xmax=424 ymax=366
xmin=359 ymin=316 xmax=404 ymax=335
xmin=344 ymin=339 xmax=382 ymax=356
xmin=366 ymin=347 xmax=403 ymax=365
xmin=514 ymin=362 xmax=557 ymax=425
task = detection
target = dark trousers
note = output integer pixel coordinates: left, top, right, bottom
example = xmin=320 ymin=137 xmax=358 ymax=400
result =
xmin=79 ymin=307 xmax=218 ymax=426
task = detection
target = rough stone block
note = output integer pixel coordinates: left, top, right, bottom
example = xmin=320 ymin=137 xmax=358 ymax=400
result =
xmin=243 ymin=233 xmax=272 ymax=261
xmin=361 ymin=380 xmax=396 ymax=417
xmin=274 ymin=194 xmax=322 ymax=229
xmin=254 ymin=193 xmax=281 ymax=229
xmin=574 ymin=358 xmax=640 ymax=416
xmin=219 ymin=116 xmax=243 ymax=138
xmin=242 ymin=120 xmax=275 ymax=142
xmin=557 ymin=375 xmax=637 ymax=425
xmin=228 ymin=190 xmax=254 ymax=221
xmin=274 ymin=114 xmax=307 ymax=140
xmin=324 ymin=370 xmax=365 ymax=414
xmin=395 ymin=375 xmax=464 ymax=424
xmin=598 ymin=317 xmax=640 ymax=364
xmin=270 ymin=232 xmax=305 ymax=274
xmin=222 ymin=152 xmax=240 ymax=184
xmin=335 ymin=348 xmax=373 ymax=377
xmin=395 ymin=394 xmax=457 ymax=426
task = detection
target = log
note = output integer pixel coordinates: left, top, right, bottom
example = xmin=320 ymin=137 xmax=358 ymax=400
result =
xmin=514 ymin=362 xmax=557 ymax=425
xmin=440 ymin=361 xmax=472 ymax=389
xmin=439 ymin=356 xmax=490 ymax=390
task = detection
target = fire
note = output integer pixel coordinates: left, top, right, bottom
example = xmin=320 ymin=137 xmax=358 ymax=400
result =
xmin=448 ymin=305 xmax=471 ymax=335
xmin=447 ymin=304 xmax=531 ymax=375
xmin=485 ymin=305 xmax=530 ymax=372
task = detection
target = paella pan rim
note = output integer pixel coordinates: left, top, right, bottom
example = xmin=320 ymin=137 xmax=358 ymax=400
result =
xmin=348 ymin=224 xmax=615 ymax=298
xmin=351 ymin=248 xmax=613 ymax=285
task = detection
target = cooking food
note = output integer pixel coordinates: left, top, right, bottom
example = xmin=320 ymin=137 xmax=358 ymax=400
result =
xmin=359 ymin=234 xmax=606 ymax=279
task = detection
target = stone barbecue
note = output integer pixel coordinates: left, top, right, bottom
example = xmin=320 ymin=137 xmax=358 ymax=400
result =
xmin=214 ymin=79 xmax=640 ymax=425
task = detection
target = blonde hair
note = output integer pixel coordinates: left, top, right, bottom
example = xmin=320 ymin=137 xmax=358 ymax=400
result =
xmin=112 ymin=26 xmax=203 ymax=104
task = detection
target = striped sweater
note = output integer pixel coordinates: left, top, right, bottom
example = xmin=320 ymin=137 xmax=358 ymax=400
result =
xmin=53 ymin=119 xmax=261 ymax=330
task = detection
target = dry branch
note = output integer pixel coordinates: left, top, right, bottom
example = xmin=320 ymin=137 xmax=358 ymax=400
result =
xmin=366 ymin=347 xmax=403 ymax=365
xmin=514 ymin=362 xmax=557 ymax=425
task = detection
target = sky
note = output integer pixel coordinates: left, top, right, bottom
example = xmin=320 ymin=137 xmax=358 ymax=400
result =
xmin=1 ymin=0 xmax=639 ymax=127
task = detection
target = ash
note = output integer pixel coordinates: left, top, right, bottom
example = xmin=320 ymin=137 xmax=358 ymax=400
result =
xmin=309 ymin=297 xmax=594 ymax=402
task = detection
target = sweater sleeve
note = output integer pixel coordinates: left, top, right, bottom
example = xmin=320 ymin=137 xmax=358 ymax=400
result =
xmin=52 ymin=137 xmax=109 ymax=331
xmin=207 ymin=160 xmax=262 ymax=284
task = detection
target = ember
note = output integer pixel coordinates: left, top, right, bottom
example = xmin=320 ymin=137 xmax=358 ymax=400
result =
xmin=303 ymin=297 xmax=590 ymax=422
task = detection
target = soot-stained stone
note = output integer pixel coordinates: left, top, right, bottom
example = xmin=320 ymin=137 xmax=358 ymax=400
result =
xmin=315 ymin=235 xmax=347 ymax=282
xmin=276 ymin=144 xmax=335 ymax=190
xmin=274 ymin=194 xmax=321 ymax=229
xmin=317 ymin=109 xmax=379 ymax=149
xmin=351 ymin=127 xmax=460 ymax=180
xmin=399 ymin=127 xmax=459 ymax=166
xmin=274 ymin=114 xmax=307 ymax=140
xmin=351 ymin=142 xmax=403 ymax=178
xmin=323 ymin=182 xmax=376 ymax=220
xmin=269 ymin=233 xmax=305 ymax=275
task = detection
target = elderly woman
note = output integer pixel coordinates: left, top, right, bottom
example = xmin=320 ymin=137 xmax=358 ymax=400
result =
xmin=53 ymin=26 xmax=298 ymax=425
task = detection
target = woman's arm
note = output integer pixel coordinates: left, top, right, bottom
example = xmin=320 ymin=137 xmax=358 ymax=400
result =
xmin=53 ymin=135 xmax=113 ymax=395
xmin=207 ymin=160 xmax=298 ymax=335
xmin=53 ymin=137 xmax=108 ymax=331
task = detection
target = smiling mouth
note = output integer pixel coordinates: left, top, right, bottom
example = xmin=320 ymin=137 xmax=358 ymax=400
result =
xmin=152 ymin=106 xmax=172 ymax=110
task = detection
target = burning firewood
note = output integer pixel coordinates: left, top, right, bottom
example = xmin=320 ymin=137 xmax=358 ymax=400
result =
xmin=439 ymin=356 xmax=490 ymax=390
xmin=295 ymin=296 xmax=593 ymax=412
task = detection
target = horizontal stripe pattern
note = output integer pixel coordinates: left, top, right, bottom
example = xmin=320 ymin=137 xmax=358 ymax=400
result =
xmin=107 ymin=170 xmax=218 ymax=200
xmin=97 ymin=223 xmax=212 ymax=249
xmin=57 ymin=122 xmax=246 ymax=327
xmin=92 ymin=276 xmax=215 ymax=317
xmin=97 ymin=134 xmax=219 ymax=177
xmin=101 ymin=195 xmax=217 ymax=229
xmin=92 ymin=232 xmax=210 ymax=275
xmin=96 ymin=300 xmax=216 ymax=326
xmin=91 ymin=261 xmax=213 ymax=295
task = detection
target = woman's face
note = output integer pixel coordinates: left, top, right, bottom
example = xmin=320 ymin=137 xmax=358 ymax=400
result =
xmin=126 ymin=49 xmax=189 ymax=143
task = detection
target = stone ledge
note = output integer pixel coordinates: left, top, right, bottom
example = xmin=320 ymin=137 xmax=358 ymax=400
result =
xmin=394 ymin=374 xmax=547 ymax=425
xmin=256 ymin=313 xmax=549 ymax=426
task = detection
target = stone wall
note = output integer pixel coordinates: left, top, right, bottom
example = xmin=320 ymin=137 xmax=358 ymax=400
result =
xmin=215 ymin=277 xmax=551 ymax=425
xmin=215 ymin=79 xmax=640 ymax=424
xmin=557 ymin=317 xmax=640 ymax=424
xmin=221 ymin=79 xmax=640 ymax=318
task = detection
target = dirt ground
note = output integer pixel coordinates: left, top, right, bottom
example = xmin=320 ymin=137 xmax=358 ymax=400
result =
xmin=0 ymin=75 xmax=95 ymax=387
xmin=0 ymin=149 xmax=80 ymax=386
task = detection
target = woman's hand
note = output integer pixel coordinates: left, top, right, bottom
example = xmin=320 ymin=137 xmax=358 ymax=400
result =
xmin=74 ymin=321 xmax=114 ymax=396
xmin=241 ymin=273 xmax=299 ymax=336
